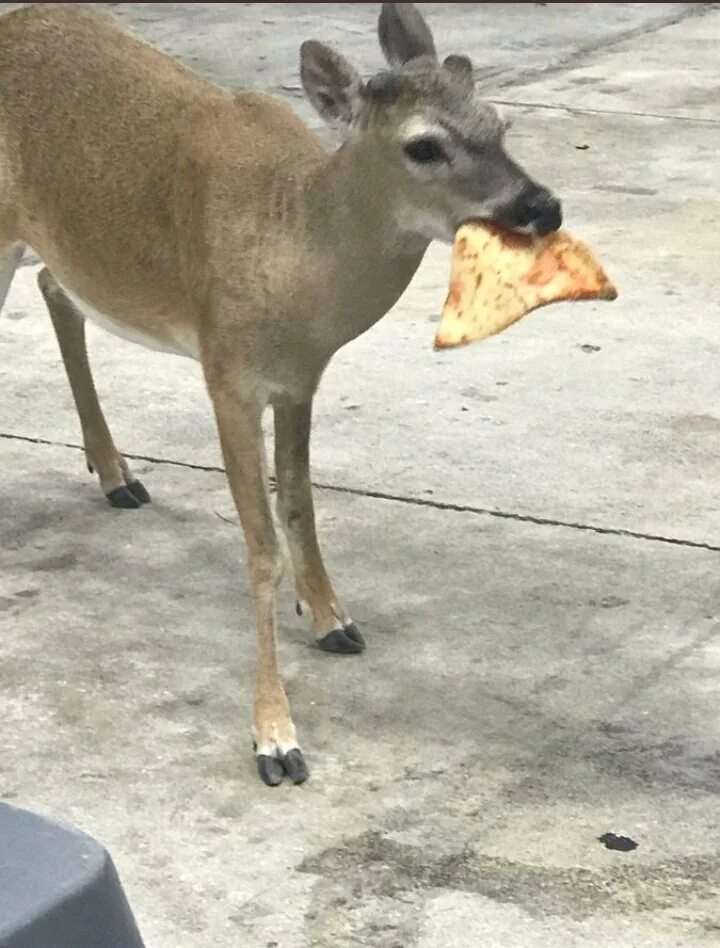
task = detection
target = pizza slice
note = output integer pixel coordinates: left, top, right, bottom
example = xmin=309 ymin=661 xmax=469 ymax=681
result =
xmin=434 ymin=222 xmax=618 ymax=350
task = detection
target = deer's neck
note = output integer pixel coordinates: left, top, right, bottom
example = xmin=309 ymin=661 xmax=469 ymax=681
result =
xmin=303 ymin=142 xmax=429 ymax=348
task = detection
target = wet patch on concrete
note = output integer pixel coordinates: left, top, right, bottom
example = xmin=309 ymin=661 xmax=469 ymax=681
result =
xmin=300 ymin=829 xmax=719 ymax=920
xmin=500 ymin=720 xmax=720 ymax=804
xmin=670 ymin=414 xmax=720 ymax=434
xmin=0 ymin=588 xmax=40 ymax=616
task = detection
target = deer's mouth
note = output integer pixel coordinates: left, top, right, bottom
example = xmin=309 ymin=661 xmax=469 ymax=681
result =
xmin=455 ymin=218 xmax=536 ymax=249
xmin=456 ymin=188 xmax=562 ymax=238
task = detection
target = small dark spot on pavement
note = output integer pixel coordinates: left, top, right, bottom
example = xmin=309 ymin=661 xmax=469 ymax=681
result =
xmin=578 ymin=344 xmax=601 ymax=353
xmin=589 ymin=595 xmax=629 ymax=609
xmin=598 ymin=833 xmax=638 ymax=852
xmin=596 ymin=721 xmax=630 ymax=737
xmin=597 ymin=84 xmax=630 ymax=95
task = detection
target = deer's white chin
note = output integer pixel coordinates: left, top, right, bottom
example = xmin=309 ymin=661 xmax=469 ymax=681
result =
xmin=395 ymin=207 xmax=456 ymax=245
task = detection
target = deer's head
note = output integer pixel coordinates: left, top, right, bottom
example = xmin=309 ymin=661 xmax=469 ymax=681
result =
xmin=301 ymin=2 xmax=562 ymax=244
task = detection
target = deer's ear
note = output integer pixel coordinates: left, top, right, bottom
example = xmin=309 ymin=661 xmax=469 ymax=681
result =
xmin=301 ymin=41 xmax=364 ymax=129
xmin=379 ymin=3 xmax=437 ymax=67
xmin=444 ymin=54 xmax=473 ymax=89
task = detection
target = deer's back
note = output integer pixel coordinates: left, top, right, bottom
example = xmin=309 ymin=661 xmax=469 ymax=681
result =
xmin=0 ymin=4 xmax=214 ymax=248
xmin=0 ymin=2 xmax=322 ymax=328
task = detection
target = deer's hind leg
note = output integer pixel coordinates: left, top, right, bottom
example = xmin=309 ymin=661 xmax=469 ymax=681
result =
xmin=37 ymin=267 xmax=150 ymax=509
xmin=274 ymin=399 xmax=365 ymax=654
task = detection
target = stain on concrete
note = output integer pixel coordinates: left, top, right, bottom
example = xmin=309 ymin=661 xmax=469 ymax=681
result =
xmin=588 ymin=595 xmax=629 ymax=608
xmin=29 ymin=552 xmax=79 ymax=572
xmin=598 ymin=832 xmax=639 ymax=852
xmin=506 ymin=726 xmax=720 ymax=802
xmin=151 ymin=691 xmax=208 ymax=715
xmin=0 ymin=588 xmax=40 ymax=613
xmin=303 ymin=878 xmax=423 ymax=948
xmin=300 ymin=830 xmax=719 ymax=920
xmin=593 ymin=184 xmax=658 ymax=196
xmin=460 ymin=386 xmax=500 ymax=403
xmin=14 ymin=588 xmax=40 ymax=598
xmin=670 ymin=414 xmax=720 ymax=434
xmin=596 ymin=84 xmax=630 ymax=95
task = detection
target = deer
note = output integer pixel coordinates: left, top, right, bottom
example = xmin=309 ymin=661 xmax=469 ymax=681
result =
xmin=0 ymin=2 xmax=562 ymax=785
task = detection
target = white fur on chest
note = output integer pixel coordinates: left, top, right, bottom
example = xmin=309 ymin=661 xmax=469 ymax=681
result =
xmin=59 ymin=285 xmax=200 ymax=360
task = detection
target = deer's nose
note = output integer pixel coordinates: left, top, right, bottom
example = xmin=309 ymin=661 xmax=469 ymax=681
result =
xmin=512 ymin=187 xmax=562 ymax=236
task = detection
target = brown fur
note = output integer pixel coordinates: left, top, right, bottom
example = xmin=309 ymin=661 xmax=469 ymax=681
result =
xmin=0 ymin=3 xmax=558 ymax=784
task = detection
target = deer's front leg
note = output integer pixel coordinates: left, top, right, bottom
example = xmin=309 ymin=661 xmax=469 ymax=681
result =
xmin=274 ymin=399 xmax=365 ymax=655
xmin=208 ymin=383 xmax=308 ymax=786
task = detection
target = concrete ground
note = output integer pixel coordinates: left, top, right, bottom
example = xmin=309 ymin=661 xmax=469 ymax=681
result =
xmin=1 ymin=2 xmax=719 ymax=946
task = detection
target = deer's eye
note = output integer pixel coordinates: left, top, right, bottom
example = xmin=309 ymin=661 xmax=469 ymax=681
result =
xmin=404 ymin=137 xmax=447 ymax=164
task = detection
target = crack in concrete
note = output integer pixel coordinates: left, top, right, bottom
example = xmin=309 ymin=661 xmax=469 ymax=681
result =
xmin=2 ymin=431 xmax=718 ymax=554
xmin=491 ymin=98 xmax=720 ymax=126
xmin=492 ymin=3 xmax=716 ymax=94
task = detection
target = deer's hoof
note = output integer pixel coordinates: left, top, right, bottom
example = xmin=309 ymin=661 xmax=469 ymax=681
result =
xmin=318 ymin=623 xmax=366 ymax=654
xmin=257 ymin=755 xmax=285 ymax=786
xmin=106 ymin=485 xmax=142 ymax=509
xmin=282 ymin=748 xmax=310 ymax=784
xmin=127 ymin=479 xmax=151 ymax=504
xmin=105 ymin=480 xmax=151 ymax=509
xmin=256 ymin=747 xmax=309 ymax=786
